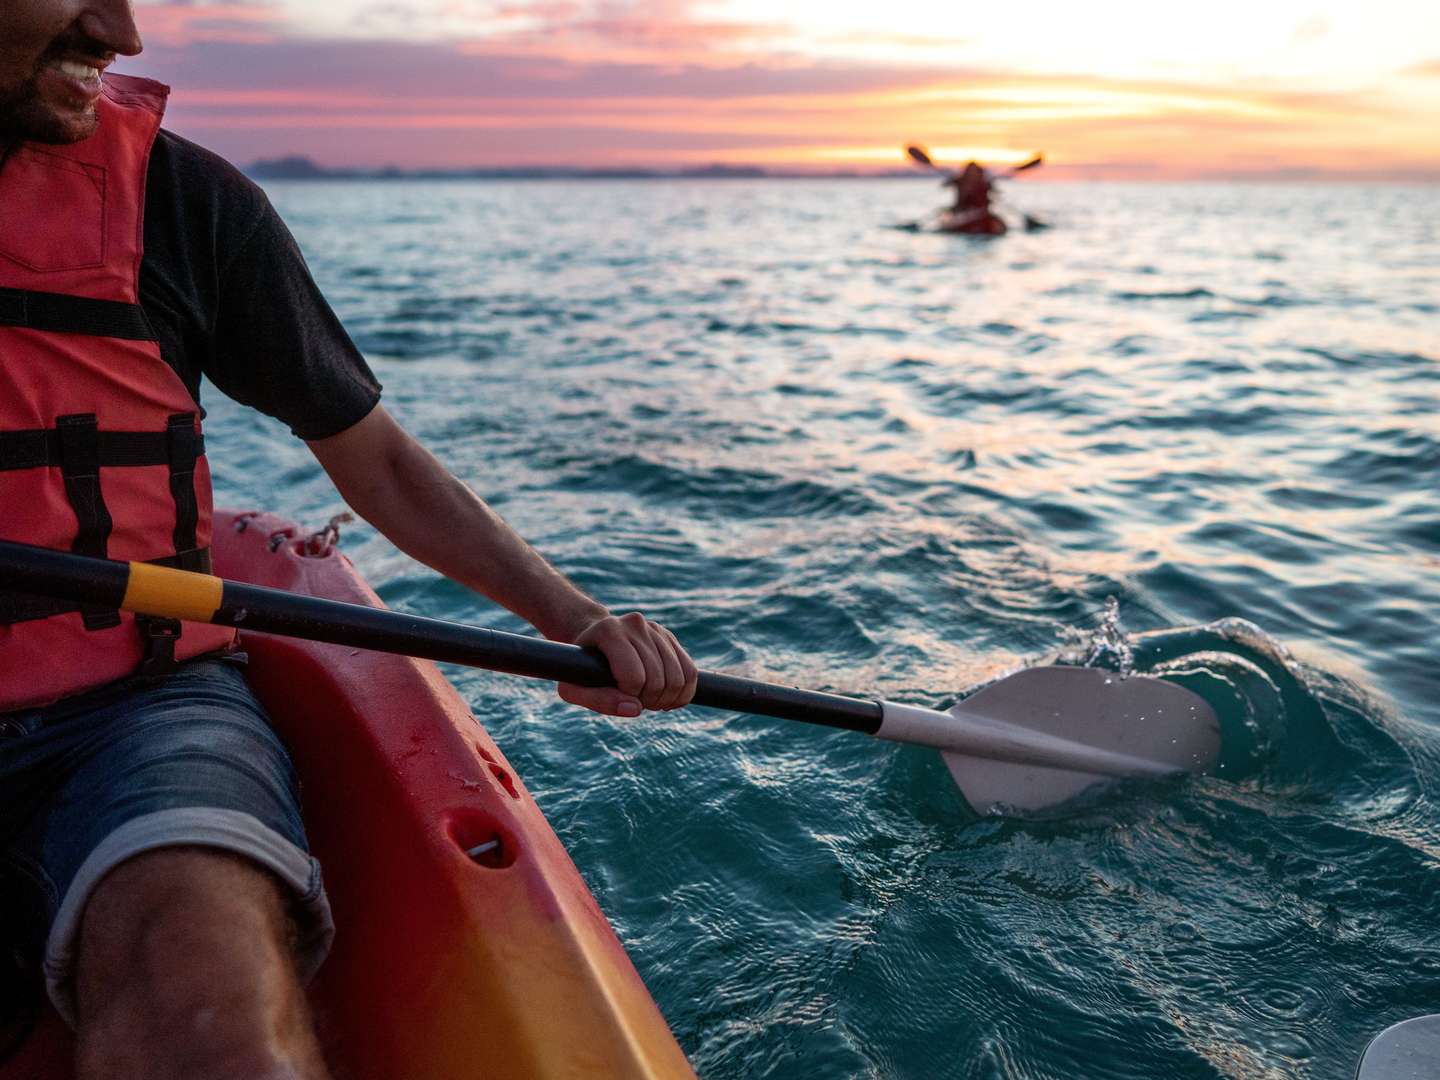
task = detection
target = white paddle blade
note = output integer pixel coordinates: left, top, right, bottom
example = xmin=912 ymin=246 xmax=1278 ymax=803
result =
xmin=1355 ymin=1015 xmax=1440 ymax=1079
xmin=942 ymin=754 xmax=1108 ymax=816
xmin=949 ymin=666 xmax=1218 ymax=814
xmin=881 ymin=666 xmax=1220 ymax=815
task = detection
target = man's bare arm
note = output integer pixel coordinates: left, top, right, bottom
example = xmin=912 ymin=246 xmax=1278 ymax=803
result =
xmin=306 ymin=404 xmax=696 ymax=716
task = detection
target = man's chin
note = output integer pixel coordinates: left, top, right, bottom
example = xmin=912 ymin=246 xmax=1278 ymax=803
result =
xmin=1 ymin=97 xmax=100 ymax=145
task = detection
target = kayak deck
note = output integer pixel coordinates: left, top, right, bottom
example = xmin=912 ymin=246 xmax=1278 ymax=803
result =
xmin=0 ymin=508 xmax=693 ymax=1079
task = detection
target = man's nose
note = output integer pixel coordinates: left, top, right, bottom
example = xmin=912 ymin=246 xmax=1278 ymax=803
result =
xmin=79 ymin=0 xmax=143 ymax=57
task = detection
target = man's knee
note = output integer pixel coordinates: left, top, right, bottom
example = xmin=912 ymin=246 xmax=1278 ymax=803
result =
xmin=78 ymin=847 xmax=295 ymax=992
xmin=73 ymin=847 xmax=322 ymax=1080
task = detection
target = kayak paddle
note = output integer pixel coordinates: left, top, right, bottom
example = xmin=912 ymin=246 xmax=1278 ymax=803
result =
xmin=0 ymin=540 xmax=1219 ymax=815
xmin=905 ymin=145 xmax=1043 ymax=179
xmin=906 ymin=144 xmax=939 ymax=170
xmin=1001 ymin=154 xmax=1044 ymax=178
xmin=1355 ymin=1016 xmax=1440 ymax=1079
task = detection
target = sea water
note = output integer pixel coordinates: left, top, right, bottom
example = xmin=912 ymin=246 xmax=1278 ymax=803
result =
xmin=206 ymin=178 xmax=1438 ymax=1079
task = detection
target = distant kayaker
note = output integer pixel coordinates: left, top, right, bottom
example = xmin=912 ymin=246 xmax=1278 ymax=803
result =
xmin=942 ymin=161 xmax=1005 ymax=233
xmin=945 ymin=161 xmax=990 ymax=211
xmin=0 ymin=5 xmax=696 ymax=1080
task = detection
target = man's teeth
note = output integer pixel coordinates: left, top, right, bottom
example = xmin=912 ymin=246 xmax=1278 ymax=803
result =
xmin=54 ymin=60 xmax=102 ymax=82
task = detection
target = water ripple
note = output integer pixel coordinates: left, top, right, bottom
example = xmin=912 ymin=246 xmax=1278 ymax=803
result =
xmin=195 ymin=178 xmax=1440 ymax=1080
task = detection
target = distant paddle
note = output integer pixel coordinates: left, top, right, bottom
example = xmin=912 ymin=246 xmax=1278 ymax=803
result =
xmin=907 ymin=145 xmax=939 ymax=170
xmin=1000 ymin=154 xmax=1044 ymax=178
xmin=905 ymin=145 xmax=1043 ymax=179
xmin=0 ymin=540 xmax=1220 ymax=816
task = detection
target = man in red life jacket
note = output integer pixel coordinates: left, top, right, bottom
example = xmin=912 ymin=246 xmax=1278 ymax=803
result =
xmin=0 ymin=4 xmax=697 ymax=1078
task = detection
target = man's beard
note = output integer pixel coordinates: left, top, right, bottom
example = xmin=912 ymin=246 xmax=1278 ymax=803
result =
xmin=0 ymin=28 xmax=112 ymax=146
xmin=0 ymin=76 xmax=99 ymax=145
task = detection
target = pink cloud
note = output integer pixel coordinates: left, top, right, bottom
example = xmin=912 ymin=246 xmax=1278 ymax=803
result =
xmin=455 ymin=0 xmax=793 ymax=67
xmin=114 ymin=5 xmax=1440 ymax=178
xmin=132 ymin=3 xmax=283 ymax=46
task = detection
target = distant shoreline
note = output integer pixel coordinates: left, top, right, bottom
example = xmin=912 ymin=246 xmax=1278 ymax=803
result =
xmin=241 ymin=156 xmax=1440 ymax=183
xmin=243 ymin=156 xmax=924 ymax=181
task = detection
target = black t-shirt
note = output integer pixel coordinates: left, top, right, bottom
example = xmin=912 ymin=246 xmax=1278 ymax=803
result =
xmin=141 ymin=130 xmax=381 ymax=440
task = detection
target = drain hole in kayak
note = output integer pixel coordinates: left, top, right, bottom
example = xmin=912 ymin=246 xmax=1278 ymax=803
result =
xmin=491 ymin=765 xmax=520 ymax=800
xmin=447 ymin=812 xmax=516 ymax=869
xmin=475 ymin=743 xmax=522 ymax=800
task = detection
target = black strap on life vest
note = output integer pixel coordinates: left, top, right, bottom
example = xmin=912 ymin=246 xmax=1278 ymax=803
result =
xmin=0 ymin=413 xmax=210 ymax=638
xmin=0 ymin=428 xmax=205 ymax=470
xmin=166 ymin=413 xmax=202 ymax=562
xmin=0 ymin=286 xmax=155 ymax=341
xmin=55 ymin=414 xmax=119 ymax=630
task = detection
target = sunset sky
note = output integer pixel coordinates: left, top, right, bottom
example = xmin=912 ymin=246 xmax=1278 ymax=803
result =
xmin=118 ymin=0 xmax=1440 ymax=178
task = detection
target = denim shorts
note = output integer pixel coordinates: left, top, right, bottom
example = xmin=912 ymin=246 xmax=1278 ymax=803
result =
xmin=0 ymin=658 xmax=335 ymax=1026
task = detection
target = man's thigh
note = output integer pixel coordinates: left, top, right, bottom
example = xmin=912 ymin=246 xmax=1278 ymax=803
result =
xmin=1 ymin=659 xmax=333 ymax=1025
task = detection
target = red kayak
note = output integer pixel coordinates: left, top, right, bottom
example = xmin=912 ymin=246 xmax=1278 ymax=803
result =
xmin=1 ymin=508 xmax=694 ymax=1079
xmin=935 ymin=209 xmax=1008 ymax=235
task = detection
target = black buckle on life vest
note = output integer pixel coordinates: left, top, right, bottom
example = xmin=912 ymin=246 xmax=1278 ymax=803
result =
xmin=136 ymin=616 xmax=182 ymax=679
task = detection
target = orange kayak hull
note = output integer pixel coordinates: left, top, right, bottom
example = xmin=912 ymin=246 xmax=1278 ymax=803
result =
xmin=1 ymin=509 xmax=693 ymax=1080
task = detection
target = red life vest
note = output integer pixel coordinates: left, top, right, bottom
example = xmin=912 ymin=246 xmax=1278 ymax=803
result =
xmin=0 ymin=74 xmax=236 ymax=711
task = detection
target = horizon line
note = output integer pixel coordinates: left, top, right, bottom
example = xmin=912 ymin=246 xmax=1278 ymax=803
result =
xmin=241 ymin=155 xmax=1440 ymax=184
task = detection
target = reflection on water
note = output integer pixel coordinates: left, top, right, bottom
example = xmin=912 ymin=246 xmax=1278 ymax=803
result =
xmin=203 ymin=178 xmax=1440 ymax=1079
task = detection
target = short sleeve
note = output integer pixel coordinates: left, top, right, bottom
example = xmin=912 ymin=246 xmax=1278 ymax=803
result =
xmin=206 ymin=203 xmax=382 ymax=440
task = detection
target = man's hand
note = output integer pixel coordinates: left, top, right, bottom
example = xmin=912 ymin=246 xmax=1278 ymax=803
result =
xmin=561 ymin=612 xmax=698 ymax=717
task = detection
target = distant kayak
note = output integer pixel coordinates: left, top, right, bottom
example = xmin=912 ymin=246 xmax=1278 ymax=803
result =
xmin=936 ymin=210 xmax=1008 ymax=235
xmin=888 ymin=211 xmax=1049 ymax=236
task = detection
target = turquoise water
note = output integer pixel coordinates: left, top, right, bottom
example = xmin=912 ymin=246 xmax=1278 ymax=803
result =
xmin=208 ymin=179 xmax=1438 ymax=1079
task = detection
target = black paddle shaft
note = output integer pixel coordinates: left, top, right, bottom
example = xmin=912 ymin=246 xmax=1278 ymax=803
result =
xmin=0 ymin=540 xmax=884 ymax=734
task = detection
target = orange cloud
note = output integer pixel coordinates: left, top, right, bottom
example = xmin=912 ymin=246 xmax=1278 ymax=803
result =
xmin=124 ymin=6 xmax=1440 ymax=178
xmin=163 ymin=65 xmax=1433 ymax=177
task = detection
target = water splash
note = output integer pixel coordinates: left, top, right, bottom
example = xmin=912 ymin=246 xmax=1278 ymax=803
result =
xmin=1083 ymin=595 xmax=1135 ymax=676
xmin=1126 ymin=618 xmax=1414 ymax=796
xmin=1054 ymin=595 xmax=1136 ymax=675
xmin=1052 ymin=613 xmax=1404 ymax=792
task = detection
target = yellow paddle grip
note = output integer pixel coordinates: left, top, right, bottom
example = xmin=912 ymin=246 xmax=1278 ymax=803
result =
xmin=121 ymin=562 xmax=224 ymax=623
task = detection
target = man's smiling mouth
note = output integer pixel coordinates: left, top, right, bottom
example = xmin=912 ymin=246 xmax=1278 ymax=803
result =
xmin=50 ymin=58 xmax=107 ymax=84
